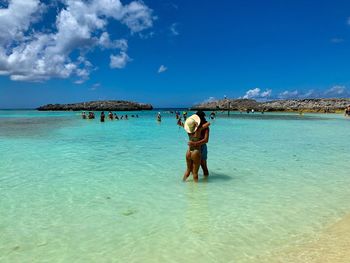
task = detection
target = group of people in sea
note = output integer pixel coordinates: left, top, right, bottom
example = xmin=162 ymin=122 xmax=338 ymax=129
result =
xmin=81 ymin=109 xmax=210 ymax=183
xmin=80 ymin=106 xmax=349 ymax=183
xmin=81 ymin=111 xmax=138 ymax=122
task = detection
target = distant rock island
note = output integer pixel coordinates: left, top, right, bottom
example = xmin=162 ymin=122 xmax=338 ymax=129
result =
xmin=37 ymin=100 xmax=153 ymax=111
xmin=192 ymin=98 xmax=350 ymax=113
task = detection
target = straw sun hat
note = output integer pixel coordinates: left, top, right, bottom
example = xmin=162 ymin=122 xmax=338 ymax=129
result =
xmin=184 ymin=114 xmax=201 ymax=134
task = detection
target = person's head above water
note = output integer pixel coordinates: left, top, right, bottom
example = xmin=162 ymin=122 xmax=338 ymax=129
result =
xmin=184 ymin=114 xmax=201 ymax=134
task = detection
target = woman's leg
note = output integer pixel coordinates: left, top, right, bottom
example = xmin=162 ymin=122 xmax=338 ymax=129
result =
xmin=183 ymin=150 xmax=192 ymax=181
xmin=191 ymin=150 xmax=201 ymax=182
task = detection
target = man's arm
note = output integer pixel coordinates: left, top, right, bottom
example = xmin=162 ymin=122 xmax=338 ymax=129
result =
xmin=188 ymin=128 xmax=209 ymax=147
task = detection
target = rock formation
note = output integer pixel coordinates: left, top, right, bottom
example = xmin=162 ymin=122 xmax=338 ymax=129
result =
xmin=192 ymin=99 xmax=260 ymax=111
xmin=37 ymin=100 xmax=153 ymax=111
xmin=192 ymin=98 xmax=350 ymax=113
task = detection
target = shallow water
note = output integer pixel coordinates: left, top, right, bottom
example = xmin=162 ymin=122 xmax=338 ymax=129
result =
xmin=0 ymin=110 xmax=349 ymax=262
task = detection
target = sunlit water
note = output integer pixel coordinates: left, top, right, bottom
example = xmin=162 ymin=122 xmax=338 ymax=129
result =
xmin=0 ymin=110 xmax=349 ymax=262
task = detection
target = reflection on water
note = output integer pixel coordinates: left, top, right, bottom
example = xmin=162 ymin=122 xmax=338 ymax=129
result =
xmin=185 ymin=183 xmax=210 ymax=235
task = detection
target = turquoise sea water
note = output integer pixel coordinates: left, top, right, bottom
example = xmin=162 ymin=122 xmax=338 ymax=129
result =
xmin=0 ymin=110 xmax=349 ymax=262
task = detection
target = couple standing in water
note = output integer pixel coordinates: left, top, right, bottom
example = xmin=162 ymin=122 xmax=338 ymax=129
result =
xmin=182 ymin=111 xmax=210 ymax=182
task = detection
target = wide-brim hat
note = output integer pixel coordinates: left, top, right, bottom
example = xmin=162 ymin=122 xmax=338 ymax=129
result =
xmin=184 ymin=114 xmax=201 ymax=134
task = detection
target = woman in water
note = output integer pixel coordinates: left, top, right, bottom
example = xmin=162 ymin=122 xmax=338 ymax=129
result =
xmin=183 ymin=114 xmax=210 ymax=182
xmin=108 ymin=111 xmax=114 ymax=120
xmin=157 ymin=112 xmax=161 ymax=122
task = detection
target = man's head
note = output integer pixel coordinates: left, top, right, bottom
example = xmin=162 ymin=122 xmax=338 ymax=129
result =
xmin=196 ymin=110 xmax=206 ymax=123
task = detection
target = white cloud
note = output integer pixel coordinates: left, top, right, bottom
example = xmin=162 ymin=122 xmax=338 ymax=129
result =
xmin=278 ymin=89 xmax=318 ymax=99
xmin=0 ymin=0 xmax=43 ymax=45
xmin=278 ymin=90 xmax=299 ymax=99
xmin=110 ymin=52 xmax=131 ymax=69
xmin=170 ymin=23 xmax=179 ymax=36
xmin=139 ymin=31 xmax=155 ymax=39
xmin=277 ymin=87 xmax=349 ymax=99
xmin=243 ymin=88 xmax=260 ymax=99
xmin=121 ymin=1 xmax=154 ymax=33
xmin=260 ymin=89 xmax=272 ymax=98
xmin=98 ymin=32 xmax=128 ymax=51
xmin=324 ymin=85 xmax=348 ymax=96
xmin=0 ymin=0 xmax=154 ymax=82
xmin=330 ymin=38 xmax=344 ymax=43
xmin=243 ymin=88 xmax=272 ymax=99
xmin=90 ymin=83 xmax=101 ymax=91
xmin=158 ymin=65 xmax=167 ymax=73
xmin=303 ymin=89 xmax=318 ymax=98
xmin=202 ymin=97 xmax=217 ymax=103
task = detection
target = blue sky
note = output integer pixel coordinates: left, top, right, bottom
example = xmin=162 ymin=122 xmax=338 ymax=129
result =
xmin=1 ymin=0 xmax=350 ymax=108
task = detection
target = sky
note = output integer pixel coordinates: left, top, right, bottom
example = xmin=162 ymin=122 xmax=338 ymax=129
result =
xmin=1 ymin=0 xmax=350 ymax=108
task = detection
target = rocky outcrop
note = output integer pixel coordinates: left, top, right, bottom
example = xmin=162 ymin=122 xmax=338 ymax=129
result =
xmin=260 ymin=99 xmax=350 ymax=112
xmin=192 ymin=98 xmax=350 ymax=113
xmin=37 ymin=100 xmax=153 ymax=111
xmin=192 ymin=99 xmax=260 ymax=111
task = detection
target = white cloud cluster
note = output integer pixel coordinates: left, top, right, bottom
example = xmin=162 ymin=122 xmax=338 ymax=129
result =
xmin=201 ymin=96 xmax=217 ymax=103
xmin=278 ymin=90 xmax=299 ymax=99
xmin=241 ymin=85 xmax=349 ymax=101
xmin=278 ymin=86 xmax=349 ymax=99
xmin=158 ymin=65 xmax=167 ymax=73
xmin=324 ymin=85 xmax=347 ymax=96
xmin=243 ymin=88 xmax=272 ymax=99
xmin=0 ymin=0 xmax=154 ymax=82
xmin=110 ymin=52 xmax=131 ymax=69
xmin=302 ymin=89 xmax=318 ymax=98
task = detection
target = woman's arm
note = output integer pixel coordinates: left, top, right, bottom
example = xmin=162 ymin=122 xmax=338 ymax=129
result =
xmin=188 ymin=128 xmax=210 ymax=147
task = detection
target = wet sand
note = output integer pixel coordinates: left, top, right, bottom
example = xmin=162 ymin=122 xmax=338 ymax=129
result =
xmin=263 ymin=214 xmax=350 ymax=263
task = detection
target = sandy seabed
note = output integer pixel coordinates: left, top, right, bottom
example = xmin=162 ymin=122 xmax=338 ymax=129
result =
xmin=261 ymin=214 xmax=350 ymax=263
